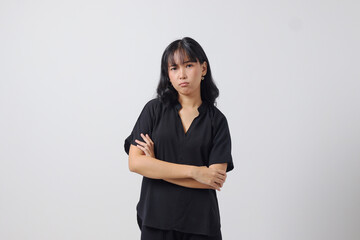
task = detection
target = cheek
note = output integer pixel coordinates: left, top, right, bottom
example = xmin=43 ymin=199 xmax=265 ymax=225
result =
xmin=168 ymin=74 xmax=177 ymax=88
xmin=191 ymin=68 xmax=201 ymax=78
xmin=169 ymin=77 xmax=176 ymax=86
xmin=168 ymin=71 xmax=175 ymax=81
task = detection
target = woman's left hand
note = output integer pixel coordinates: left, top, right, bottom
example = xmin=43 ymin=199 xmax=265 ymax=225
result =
xmin=135 ymin=133 xmax=155 ymax=158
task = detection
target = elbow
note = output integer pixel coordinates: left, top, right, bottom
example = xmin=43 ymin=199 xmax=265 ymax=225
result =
xmin=128 ymin=156 xmax=138 ymax=173
xmin=128 ymin=144 xmax=144 ymax=173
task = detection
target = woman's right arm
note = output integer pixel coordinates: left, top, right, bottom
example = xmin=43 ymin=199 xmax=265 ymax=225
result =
xmin=128 ymin=144 xmax=226 ymax=189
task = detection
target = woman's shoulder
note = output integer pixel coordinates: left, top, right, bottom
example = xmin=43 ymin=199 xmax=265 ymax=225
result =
xmin=141 ymin=97 xmax=161 ymax=108
xmin=144 ymin=98 xmax=160 ymax=107
xmin=206 ymin=104 xmax=232 ymax=135
xmin=207 ymin=103 xmax=228 ymax=121
xmin=141 ymin=98 xmax=166 ymax=114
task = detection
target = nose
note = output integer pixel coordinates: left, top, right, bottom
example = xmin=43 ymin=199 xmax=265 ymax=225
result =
xmin=179 ymin=66 xmax=187 ymax=79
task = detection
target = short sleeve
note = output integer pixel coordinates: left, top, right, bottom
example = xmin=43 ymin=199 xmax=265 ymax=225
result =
xmin=124 ymin=99 xmax=157 ymax=155
xmin=208 ymin=114 xmax=234 ymax=172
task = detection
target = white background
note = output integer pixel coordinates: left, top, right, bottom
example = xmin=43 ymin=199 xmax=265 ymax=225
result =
xmin=1 ymin=0 xmax=359 ymax=239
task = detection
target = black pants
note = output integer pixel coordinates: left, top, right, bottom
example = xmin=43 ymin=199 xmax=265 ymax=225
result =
xmin=138 ymin=215 xmax=222 ymax=240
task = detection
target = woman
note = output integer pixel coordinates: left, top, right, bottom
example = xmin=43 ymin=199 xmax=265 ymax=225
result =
xmin=124 ymin=37 xmax=234 ymax=240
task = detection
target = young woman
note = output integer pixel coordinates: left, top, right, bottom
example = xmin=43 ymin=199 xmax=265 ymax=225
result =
xmin=124 ymin=37 xmax=234 ymax=240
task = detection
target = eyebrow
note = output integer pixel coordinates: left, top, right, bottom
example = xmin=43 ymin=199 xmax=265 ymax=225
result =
xmin=168 ymin=60 xmax=195 ymax=67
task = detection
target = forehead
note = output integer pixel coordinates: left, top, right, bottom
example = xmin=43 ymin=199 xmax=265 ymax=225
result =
xmin=167 ymin=48 xmax=197 ymax=66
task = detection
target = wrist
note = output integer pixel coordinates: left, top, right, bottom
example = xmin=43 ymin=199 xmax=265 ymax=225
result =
xmin=188 ymin=166 xmax=198 ymax=179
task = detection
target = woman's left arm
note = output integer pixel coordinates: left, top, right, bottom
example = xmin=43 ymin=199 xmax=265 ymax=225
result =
xmin=164 ymin=163 xmax=227 ymax=191
xmin=209 ymin=163 xmax=228 ymax=172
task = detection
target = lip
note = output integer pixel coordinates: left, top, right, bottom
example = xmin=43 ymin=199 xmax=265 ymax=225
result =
xmin=179 ymin=82 xmax=189 ymax=87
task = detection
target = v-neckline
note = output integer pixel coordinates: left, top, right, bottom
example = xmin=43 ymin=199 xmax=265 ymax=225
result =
xmin=175 ymin=100 xmax=206 ymax=136
xmin=178 ymin=110 xmax=199 ymax=135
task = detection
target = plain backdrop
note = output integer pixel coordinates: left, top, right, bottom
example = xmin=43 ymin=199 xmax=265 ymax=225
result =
xmin=0 ymin=0 xmax=359 ymax=239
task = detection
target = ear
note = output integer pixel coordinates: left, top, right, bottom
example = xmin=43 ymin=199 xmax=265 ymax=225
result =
xmin=201 ymin=61 xmax=208 ymax=76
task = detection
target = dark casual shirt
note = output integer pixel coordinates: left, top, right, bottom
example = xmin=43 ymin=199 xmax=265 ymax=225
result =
xmin=124 ymin=98 xmax=234 ymax=236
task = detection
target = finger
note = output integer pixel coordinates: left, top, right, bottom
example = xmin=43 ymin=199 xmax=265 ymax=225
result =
xmin=136 ymin=140 xmax=151 ymax=154
xmin=136 ymin=145 xmax=150 ymax=156
xmin=214 ymin=178 xmax=225 ymax=184
xmin=136 ymin=144 xmax=146 ymax=152
xmin=217 ymin=173 xmax=226 ymax=183
xmin=216 ymin=169 xmax=226 ymax=175
xmin=215 ymin=177 xmax=225 ymax=185
xmin=213 ymin=179 xmax=222 ymax=186
xmin=143 ymin=145 xmax=150 ymax=152
xmin=216 ymin=174 xmax=226 ymax=182
xmin=135 ymin=139 xmax=147 ymax=148
xmin=140 ymin=133 xmax=151 ymax=145
xmin=210 ymin=181 xmax=221 ymax=191
xmin=216 ymin=173 xmax=225 ymax=179
xmin=146 ymin=134 xmax=154 ymax=144
xmin=213 ymin=183 xmax=221 ymax=191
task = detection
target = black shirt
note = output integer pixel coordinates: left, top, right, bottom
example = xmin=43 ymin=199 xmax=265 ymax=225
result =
xmin=124 ymin=98 xmax=234 ymax=236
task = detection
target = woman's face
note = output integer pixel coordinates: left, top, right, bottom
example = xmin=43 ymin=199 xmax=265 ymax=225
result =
xmin=168 ymin=51 xmax=207 ymax=97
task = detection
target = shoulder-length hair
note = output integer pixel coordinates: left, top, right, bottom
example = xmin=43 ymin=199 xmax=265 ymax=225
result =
xmin=156 ymin=37 xmax=219 ymax=106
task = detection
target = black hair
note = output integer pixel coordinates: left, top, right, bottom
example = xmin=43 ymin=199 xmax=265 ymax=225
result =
xmin=156 ymin=37 xmax=219 ymax=106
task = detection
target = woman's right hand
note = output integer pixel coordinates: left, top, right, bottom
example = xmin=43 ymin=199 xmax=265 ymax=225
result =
xmin=135 ymin=133 xmax=155 ymax=158
xmin=192 ymin=166 xmax=227 ymax=190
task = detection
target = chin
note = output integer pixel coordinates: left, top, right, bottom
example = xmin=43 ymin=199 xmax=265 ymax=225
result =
xmin=178 ymin=89 xmax=193 ymax=95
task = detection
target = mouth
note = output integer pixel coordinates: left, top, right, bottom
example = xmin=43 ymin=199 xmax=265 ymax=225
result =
xmin=179 ymin=82 xmax=189 ymax=87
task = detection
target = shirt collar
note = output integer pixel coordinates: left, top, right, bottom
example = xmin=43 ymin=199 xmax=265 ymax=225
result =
xmin=175 ymin=99 xmax=207 ymax=114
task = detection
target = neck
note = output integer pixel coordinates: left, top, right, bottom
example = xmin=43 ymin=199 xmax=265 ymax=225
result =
xmin=178 ymin=93 xmax=202 ymax=109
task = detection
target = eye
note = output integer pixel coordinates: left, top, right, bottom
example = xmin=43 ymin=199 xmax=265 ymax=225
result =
xmin=186 ymin=64 xmax=193 ymax=68
xmin=170 ymin=67 xmax=176 ymax=71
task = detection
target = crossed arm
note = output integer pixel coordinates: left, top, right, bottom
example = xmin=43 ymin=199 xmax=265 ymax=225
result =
xmin=128 ymin=133 xmax=228 ymax=191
